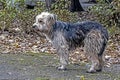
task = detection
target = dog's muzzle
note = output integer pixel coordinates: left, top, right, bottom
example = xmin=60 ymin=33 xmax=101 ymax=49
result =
xmin=32 ymin=25 xmax=37 ymax=28
xmin=32 ymin=24 xmax=40 ymax=31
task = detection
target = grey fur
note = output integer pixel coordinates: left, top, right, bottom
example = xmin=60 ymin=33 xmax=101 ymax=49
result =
xmin=32 ymin=12 xmax=109 ymax=73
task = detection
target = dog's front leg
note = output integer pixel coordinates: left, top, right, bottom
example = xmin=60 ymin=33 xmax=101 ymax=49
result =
xmin=57 ymin=47 xmax=69 ymax=70
xmin=52 ymin=33 xmax=69 ymax=70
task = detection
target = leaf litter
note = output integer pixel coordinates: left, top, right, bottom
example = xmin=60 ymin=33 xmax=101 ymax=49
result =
xmin=0 ymin=30 xmax=119 ymax=68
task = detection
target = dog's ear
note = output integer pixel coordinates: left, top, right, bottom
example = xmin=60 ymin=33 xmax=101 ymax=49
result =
xmin=52 ymin=14 xmax=57 ymax=21
xmin=47 ymin=14 xmax=57 ymax=25
xmin=48 ymin=14 xmax=57 ymax=21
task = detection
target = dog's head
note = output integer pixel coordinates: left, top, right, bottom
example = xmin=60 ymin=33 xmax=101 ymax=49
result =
xmin=32 ymin=12 xmax=57 ymax=33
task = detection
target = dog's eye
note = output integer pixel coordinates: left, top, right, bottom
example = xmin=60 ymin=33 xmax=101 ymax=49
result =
xmin=39 ymin=20 xmax=43 ymax=23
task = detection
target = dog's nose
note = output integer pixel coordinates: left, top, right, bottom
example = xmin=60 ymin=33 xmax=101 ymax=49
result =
xmin=32 ymin=25 xmax=37 ymax=28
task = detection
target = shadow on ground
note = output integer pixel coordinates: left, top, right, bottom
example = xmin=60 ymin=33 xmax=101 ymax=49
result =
xmin=0 ymin=53 xmax=120 ymax=80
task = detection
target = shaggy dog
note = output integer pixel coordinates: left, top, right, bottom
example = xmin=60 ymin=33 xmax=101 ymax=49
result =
xmin=32 ymin=12 xmax=109 ymax=73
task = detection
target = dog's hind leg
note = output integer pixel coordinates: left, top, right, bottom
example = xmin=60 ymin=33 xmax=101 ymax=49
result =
xmin=84 ymin=30 xmax=106 ymax=73
xmin=97 ymin=55 xmax=104 ymax=72
xmin=84 ymin=48 xmax=100 ymax=73
xmin=97 ymin=42 xmax=107 ymax=72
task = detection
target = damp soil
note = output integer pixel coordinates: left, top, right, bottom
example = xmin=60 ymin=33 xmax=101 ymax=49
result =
xmin=0 ymin=53 xmax=120 ymax=80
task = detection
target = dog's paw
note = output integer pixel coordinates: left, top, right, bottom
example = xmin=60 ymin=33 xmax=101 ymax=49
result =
xmin=86 ymin=69 xmax=97 ymax=73
xmin=57 ymin=65 xmax=67 ymax=70
xmin=96 ymin=69 xmax=102 ymax=72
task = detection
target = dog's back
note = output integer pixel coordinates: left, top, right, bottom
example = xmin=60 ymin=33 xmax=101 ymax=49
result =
xmin=51 ymin=21 xmax=108 ymax=49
